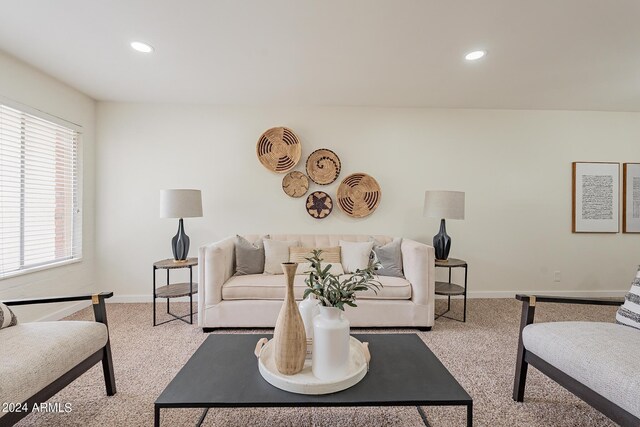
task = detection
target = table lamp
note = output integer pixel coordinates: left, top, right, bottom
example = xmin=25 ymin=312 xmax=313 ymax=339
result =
xmin=160 ymin=189 xmax=203 ymax=261
xmin=423 ymin=191 xmax=465 ymax=261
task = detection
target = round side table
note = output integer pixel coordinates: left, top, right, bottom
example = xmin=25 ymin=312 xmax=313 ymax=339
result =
xmin=434 ymin=258 xmax=468 ymax=322
xmin=153 ymin=258 xmax=198 ymax=326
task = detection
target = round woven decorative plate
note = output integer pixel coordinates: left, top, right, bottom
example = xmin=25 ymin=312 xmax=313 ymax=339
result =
xmin=337 ymin=173 xmax=382 ymax=218
xmin=282 ymin=171 xmax=309 ymax=198
xmin=306 ymin=149 xmax=341 ymax=185
xmin=256 ymin=127 xmax=302 ymax=173
xmin=306 ymin=191 xmax=333 ymax=219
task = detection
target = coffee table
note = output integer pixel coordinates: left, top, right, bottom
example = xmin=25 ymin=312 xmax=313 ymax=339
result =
xmin=155 ymin=334 xmax=473 ymax=426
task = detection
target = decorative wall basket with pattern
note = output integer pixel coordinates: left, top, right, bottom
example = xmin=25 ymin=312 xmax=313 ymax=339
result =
xmin=306 ymin=149 xmax=341 ymax=185
xmin=256 ymin=127 xmax=302 ymax=173
xmin=337 ymin=173 xmax=381 ymax=218
xmin=306 ymin=191 xmax=333 ymax=219
xmin=282 ymin=171 xmax=309 ymax=198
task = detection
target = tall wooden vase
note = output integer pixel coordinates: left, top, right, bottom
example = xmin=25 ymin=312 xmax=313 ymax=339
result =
xmin=274 ymin=262 xmax=307 ymax=375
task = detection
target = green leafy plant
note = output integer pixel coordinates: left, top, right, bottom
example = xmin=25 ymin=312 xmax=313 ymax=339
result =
xmin=303 ymin=249 xmax=382 ymax=311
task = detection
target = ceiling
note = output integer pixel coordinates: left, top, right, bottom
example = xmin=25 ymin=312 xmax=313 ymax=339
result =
xmin=1 ymin=0 xmax=639 ymax=111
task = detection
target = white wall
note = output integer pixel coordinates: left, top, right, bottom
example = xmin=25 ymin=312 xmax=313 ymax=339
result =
xmin=0 ymin=51 xmax=96 ymax=321
xmin=95 ymin=103 xmax=640 ymax=300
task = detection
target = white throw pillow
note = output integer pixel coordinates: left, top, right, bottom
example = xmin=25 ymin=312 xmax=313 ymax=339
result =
xmin=296 ymin=262 xmax=345 ymax=276
xmin=263 ymin=239 xmax=300 ymax=274
xmin=339 ymin=240 xmax=374 ymax=274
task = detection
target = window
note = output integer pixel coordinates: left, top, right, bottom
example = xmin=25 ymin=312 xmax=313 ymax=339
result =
xmin=0 ymin=103 xmax=82 ymax=278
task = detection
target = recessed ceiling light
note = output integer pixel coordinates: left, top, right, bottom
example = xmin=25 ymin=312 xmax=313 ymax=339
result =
xmin=465 ymin=50 xmax=486 ymax=61
xmin=130 ymin=41 xmax=154 ymax=53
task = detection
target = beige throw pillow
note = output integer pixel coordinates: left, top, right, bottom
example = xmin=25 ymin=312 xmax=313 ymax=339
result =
xmin=289 ymin=246 xmax=341 ymax=263
xmin=297 ymin=262 xmax=345 ymax=276
xmin=263 ymin=239 xmax=300 ymax=274
xmin=339 ymin=240 xmax=374 ymax=273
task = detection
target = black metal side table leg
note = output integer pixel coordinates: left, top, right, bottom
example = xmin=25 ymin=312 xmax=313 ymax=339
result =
xmin=189 ymin=265 xmax=194 ymax=324
xmin=153 ymin=266 xmax=157 ymax=326
xmin=467 ymin=402 xmax=473 ymax=426
xmin=154 ymin=405 xmax=160 ymax=427
xmin=463 ymin=266 xmax=468 ymax=323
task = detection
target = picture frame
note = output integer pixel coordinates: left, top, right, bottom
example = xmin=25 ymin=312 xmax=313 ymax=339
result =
xmin=623 ymin=163 xmax=640 ymax=233
xmin=572 ymin=162 xmax=620 ymax=233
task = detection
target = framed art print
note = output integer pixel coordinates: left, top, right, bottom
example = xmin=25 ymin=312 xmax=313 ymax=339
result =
xmin=572 ymin=162 xmax=620 ymax=233
xmin=623 ymin=163 xmax=640 ymax=233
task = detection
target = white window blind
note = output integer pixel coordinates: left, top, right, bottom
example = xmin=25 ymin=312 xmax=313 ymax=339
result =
xmin=0 ymin=104 xmax=82 ymax=278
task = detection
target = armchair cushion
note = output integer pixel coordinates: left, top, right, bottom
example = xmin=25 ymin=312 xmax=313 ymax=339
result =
xmin=616 ymin=266 xmax=640 ymax=330
xmin=0 ymin=302 xmax=18 ymax=329
xmin=523 ymin=321 xmax=640 ymax=418
xmin=0 ymin=321 xmax=108 ymax=408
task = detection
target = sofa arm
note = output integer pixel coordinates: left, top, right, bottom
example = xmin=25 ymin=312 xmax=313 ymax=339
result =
xmin=198 ymin=236 xmax=235 ymax=307
xmin=401 ymin=239 xmax=435 ymax=306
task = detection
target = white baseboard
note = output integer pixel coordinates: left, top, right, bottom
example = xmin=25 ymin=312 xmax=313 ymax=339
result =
xmin=109 ymin=294 xmax=199 ymax=303
xmin=34 ymin=301 xmax=92 ymax=321
xmin=462 ymin=290 xmax=628 ymax=299
xmin=108 ymin=290 xmax=625 ymax=303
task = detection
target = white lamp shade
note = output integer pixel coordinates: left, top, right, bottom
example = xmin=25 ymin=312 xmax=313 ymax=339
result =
xmin=160 ymin=189 xmax=203 ymax=218
xmin=423 ymin=191 xmax=465 ymax=220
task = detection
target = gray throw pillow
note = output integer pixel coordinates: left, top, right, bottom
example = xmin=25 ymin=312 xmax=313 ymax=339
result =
xmin=0 ymin=302 xmax=18 ymax=329
xmin=616 ymin=266 xmax=640 ymax=330
xmin=370 ymin=237 xmax=404 ymax=278
xmin=235 ymin=235 xmax=269 ymax=275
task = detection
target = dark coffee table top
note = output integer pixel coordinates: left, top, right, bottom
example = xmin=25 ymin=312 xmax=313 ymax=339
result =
xmin=155 ymin=333 xmax=471 ymax=408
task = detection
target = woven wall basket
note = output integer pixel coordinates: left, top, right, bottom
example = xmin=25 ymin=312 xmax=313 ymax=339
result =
xmin=337 ymin=173 xmax=382 ymax=218
xmin=256 ymin=127 xmax=302 ymax=173
xmin=282 ymin=171 xmax=309 ymax=198
xmin=306 ymin=149 xmax=341 ymax=185
xmin=306 ymin=191 xmax=333 ymax=219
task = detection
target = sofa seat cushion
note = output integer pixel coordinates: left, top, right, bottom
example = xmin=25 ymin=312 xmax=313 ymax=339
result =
xmin=0 ymin=321 xmax=108 ymax=411
xmin=222 ymin=274 xmax=411 ymax=301
xmin=523 ymin=321 xmax=640 ymax=418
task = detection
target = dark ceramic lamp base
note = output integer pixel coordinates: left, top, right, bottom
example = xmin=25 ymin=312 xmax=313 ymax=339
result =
xmin=172 ymin=218 xmax=190 ymax=261
xmin=433 ymin=218 xmax=451 ymax=261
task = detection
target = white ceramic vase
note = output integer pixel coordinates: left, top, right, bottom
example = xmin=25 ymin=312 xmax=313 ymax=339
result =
xmin=299 ymin=295 xmax=320 ymax=359
xmin=312 ymin=306 xmax=350 ymax=381
xmin=299 ymin=295 xmax=320 ymax=338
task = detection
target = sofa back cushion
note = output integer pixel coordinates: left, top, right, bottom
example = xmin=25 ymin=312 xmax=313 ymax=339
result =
xmin=241 ymin=234 xmax=393 ymax=249
xmin=616 ymin=266 xmax=640 ymax=330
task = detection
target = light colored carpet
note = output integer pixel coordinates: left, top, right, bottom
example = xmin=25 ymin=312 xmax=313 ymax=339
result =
xmin=15 ymin=299 xmax=619 ymax=427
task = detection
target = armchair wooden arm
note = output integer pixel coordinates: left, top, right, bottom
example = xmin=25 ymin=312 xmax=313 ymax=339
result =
xmin=515 ymin=294 xmax=623 ymax=307
xmin=3 ymin=291 xmax=113 ymax=307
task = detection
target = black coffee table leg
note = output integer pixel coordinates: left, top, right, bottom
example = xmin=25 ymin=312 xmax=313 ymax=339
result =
xmin=416 ymin=406 xmax=431 ymax=426
xmin=154 ymin=405 xmax=160 ymax=427
xmin=196 ymin=408 xmax=209 ymax=426
xmin=467 ymin=402 xmax=473 ymax=426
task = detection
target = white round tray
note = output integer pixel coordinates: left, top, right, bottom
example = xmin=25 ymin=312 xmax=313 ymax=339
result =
xmin=254 ymin=336 xmax=370 ymax=395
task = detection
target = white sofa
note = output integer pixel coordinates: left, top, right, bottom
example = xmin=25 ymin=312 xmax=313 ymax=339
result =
xmin=198 ymin=234 xmax=435 ymax=331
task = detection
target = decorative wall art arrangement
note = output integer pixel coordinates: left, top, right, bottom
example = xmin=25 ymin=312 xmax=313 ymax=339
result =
xmin=623 ymin=163 xmax=640 ymax=233
xmin=306 ymin=191 xmax=333 ymax=219
xmin=282 ymin=171 xmax=309 ymax=198
xmin=306 ymin=149 xmax=341 ymax=185
xmin=256 ymin=127 xmax=302 ymax=173
xmin=572 ymin=162 xmax=620 ymax=233
xmin=256 ymin=126 xmax=381 ymax=220
xmin=337 ymin=173 xmax=382 ymax=218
